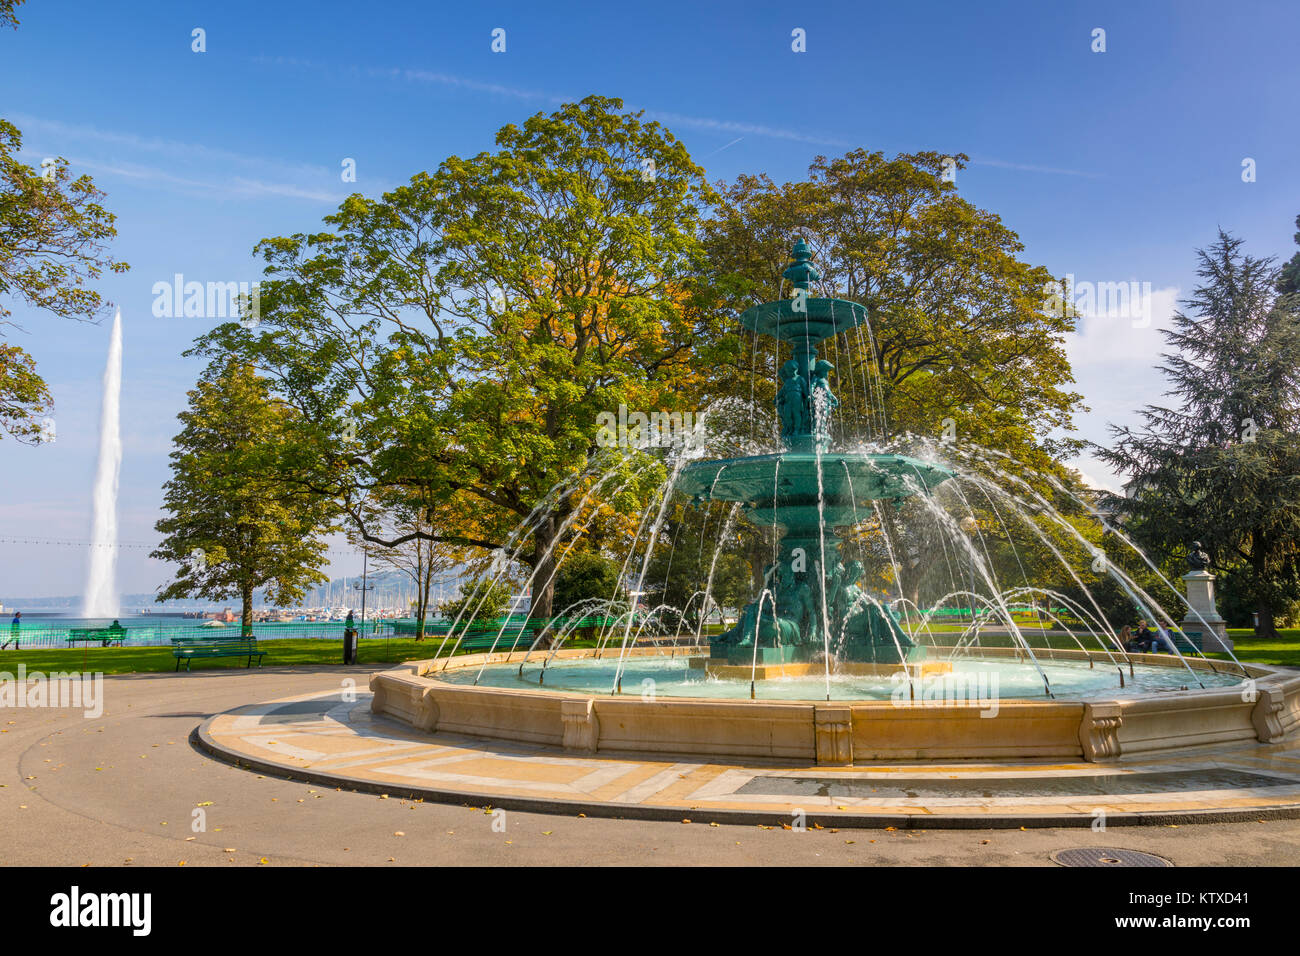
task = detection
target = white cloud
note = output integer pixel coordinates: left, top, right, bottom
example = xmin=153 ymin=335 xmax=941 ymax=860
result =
xmin=972 ymin=156 xmax=1101 ymax=179
xmin=1059 ymin=285 xmax=1182 ymax=492
xmin=12 ymin=113 xmax=345 ymax=204
xmin=252 ymin=55 xmax=848 ymax=147
xmin=1063 ymin=285 xmax=1180 ymax=368
xmin=1066 ymin=455 xmax=1126 ymax=495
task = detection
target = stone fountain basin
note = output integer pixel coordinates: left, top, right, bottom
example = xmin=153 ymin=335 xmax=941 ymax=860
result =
xmin=370 ymin=649 xmax=1300 ymax=765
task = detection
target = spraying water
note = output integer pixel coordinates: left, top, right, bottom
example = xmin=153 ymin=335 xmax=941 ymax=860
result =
xmin=84 ymin=308 xmax=123 ymax=619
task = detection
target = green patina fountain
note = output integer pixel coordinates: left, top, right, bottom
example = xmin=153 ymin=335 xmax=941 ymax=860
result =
xmin=677 ymin=239 xmax=953 ymax=676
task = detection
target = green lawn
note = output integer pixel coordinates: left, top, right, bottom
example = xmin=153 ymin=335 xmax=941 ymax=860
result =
xmin=918 ymin=628 xmax=1300 ymax=668
xmin=1214 ymin=629 xmax=1300 ymax=667
xmin=2 ymin=628 xmax=1295 ymax=675
xmin=0 ymin=635 xmax=604 ymax=676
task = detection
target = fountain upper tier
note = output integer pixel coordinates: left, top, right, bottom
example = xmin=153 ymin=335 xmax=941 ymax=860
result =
xmin=739 ymin=296 xmax=871 ymax=344
xmin=738 ymin=237 xmax=870 ymax=347
xmin=677 ymin=238 xmax=954 ymax=668
xmin=681 ymin=237 xmax=953 ymax=517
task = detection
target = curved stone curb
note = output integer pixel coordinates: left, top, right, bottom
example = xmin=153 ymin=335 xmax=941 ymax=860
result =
xmin=193 ymin=709 xmax=1300 ymax=831
xmin=371 ymin=651 xmax=1300 ymax=765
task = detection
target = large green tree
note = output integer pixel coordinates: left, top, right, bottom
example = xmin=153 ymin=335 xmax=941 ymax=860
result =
xmin=193 ymin=96 xmax=720 ymax=617
xmin=1096 ymin=227 xmax=1300 ymax=638
xmin=1 ymin=1 xmax=128 ymax=440
xmin=153 ymin=359 xmax=335 ymax=633
xmin=702 ymin=150 xmax=1085 ymax=602
xmin=0 ymin=118 xmax=128 ymax=441
xmin=703 ymin=151 xmax=1082 ymax=466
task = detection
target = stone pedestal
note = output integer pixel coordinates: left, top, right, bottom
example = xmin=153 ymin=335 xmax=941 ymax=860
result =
xmin=1181 ymin=570 xmax=1233 ymax=652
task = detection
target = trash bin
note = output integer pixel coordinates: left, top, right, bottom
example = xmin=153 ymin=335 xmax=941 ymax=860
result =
xmin=343 ymin=627 xmax=358 ymax=665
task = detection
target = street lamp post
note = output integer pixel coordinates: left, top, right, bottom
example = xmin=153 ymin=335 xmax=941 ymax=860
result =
xmin=345 ymin=552 xmax=374 ymax=665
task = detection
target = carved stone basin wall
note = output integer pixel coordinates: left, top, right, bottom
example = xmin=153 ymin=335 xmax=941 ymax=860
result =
xmin=370 ymin=649 xmax=1300 ymax=765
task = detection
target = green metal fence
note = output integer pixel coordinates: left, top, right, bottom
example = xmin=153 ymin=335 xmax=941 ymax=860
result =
xmin=4 ymin=618 xmax=396 ymax=650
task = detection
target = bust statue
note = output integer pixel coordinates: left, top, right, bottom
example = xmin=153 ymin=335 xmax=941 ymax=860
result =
xmin=1187 ymin=541 xmax=1210 ymax=571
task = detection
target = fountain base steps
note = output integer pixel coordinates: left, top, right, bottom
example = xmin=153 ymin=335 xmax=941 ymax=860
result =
xmin=688 ymin=657 xmax=954 ymax=680
xmin=359 ymin=649 xmax=1300 ymax=767
xmin=199 ymin=681 xmax=1300 ymax=828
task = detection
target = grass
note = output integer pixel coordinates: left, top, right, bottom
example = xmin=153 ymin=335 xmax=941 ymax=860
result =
xmin=1214 ymin=629 xmax=1300 ymax=667
xmin=0 ymin=635 xmax=603 ymax=676
xmin=915 ymin=627 xmax=1300 ymax=668
xmin=2 ymin=628 xmax=1295 ymax=675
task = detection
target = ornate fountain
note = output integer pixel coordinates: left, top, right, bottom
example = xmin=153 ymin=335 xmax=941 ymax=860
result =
xmin=366 ymin=237 xmax=1290 ymax=769
xmin=676 ymin=239 xmax=952 ymax=678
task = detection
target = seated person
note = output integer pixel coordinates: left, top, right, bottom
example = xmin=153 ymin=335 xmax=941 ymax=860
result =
xmin=1129 ymin=620 xmax=1154 ymax=652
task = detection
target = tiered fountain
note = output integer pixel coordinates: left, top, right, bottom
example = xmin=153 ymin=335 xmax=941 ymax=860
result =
xmin=369 ymin=240 xmax=1299 ymax=765
xmin=677 ymin=238 xmax=951 ymax=680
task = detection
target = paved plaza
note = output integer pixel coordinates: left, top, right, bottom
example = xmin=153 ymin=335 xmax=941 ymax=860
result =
xmin=5 ymin=667 xmax=1300 ymax=866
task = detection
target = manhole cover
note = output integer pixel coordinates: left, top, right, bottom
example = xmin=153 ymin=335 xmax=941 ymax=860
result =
xmin=1051 ymin=847 xmax=1172 ymax=867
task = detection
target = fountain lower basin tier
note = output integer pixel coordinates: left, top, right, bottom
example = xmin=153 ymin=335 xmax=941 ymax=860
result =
xmin=370 ymin=649 xmax=1300 ymax=764
xmin=676 ymin=452 xmax=952 ymax=527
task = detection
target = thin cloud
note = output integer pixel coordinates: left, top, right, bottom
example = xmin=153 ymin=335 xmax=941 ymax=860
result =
xmin=231 ymin=177 xmax=347 ymax=203
xmin=388 ymin=67 xmax=566 ymax=103
xmin=10 ymin=112 xmax=330 ymax=180
xmin=971 ymin=156 xmax=1101 ymax=179
xmin=247 ymin=54 xmax=847 ymax=146
xmin=704 ymin=137 xmax=745 ymax=157
xmin=12 ymin=114 xmax=345 ymax=203
xmin=641 ymin=111 xmax=845 ymax=146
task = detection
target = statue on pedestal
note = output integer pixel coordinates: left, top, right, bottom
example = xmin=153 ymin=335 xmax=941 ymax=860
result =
xmin=1181 ymin=538 xmax=1232 ymax=652
xmin=809 ymin=359 xmax=838 ymax=450
xmin=713 ymin=563 xmax=813 ymax=648
xmin=775 ymin=360 xmax=809 ymax=440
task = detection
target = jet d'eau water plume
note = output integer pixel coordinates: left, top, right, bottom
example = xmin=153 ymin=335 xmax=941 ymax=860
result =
xmin=84 ymin=308 xmax=123 ymax=619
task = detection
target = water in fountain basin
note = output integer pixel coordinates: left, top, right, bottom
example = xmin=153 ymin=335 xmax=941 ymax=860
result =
xmin=442 ymin=655 xmax=1244 ymax=701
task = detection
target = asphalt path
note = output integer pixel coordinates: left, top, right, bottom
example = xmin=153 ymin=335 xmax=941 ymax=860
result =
xmin=4 ymin=667 xmax=1300 ymax=866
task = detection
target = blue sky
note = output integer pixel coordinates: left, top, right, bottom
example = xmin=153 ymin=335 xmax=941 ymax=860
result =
xmin=1 ymin=0 xmax=1297 ymax=600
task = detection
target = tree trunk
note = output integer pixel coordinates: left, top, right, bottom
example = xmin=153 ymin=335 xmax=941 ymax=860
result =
xmin=240 ymin=581 xmax=254 ymax=637
xmin=531 ymin=514 xmax=558 ymax=620
xmin=1254 ymin=605 xmax=1279 ymax=641
xmin=414 ymin=541 xmax=430 ymax=641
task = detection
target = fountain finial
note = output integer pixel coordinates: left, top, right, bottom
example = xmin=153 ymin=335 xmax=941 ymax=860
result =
xmin=782 ymin=237 xmax=820 ymax=292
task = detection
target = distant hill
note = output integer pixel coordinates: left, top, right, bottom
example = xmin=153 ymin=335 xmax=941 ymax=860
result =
xmin=2 ymin=567 xmax=468 ymax=611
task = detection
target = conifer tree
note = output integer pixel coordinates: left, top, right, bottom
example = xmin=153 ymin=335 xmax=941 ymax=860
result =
xmin=1097 ymin=228 xmax=1300 ymax=637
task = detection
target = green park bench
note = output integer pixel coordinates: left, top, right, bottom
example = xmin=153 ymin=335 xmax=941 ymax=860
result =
xmin=171 ymin=636 xmax=267 ymax=671
xmin=67 ymin=627 xmax=128 ymax=647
